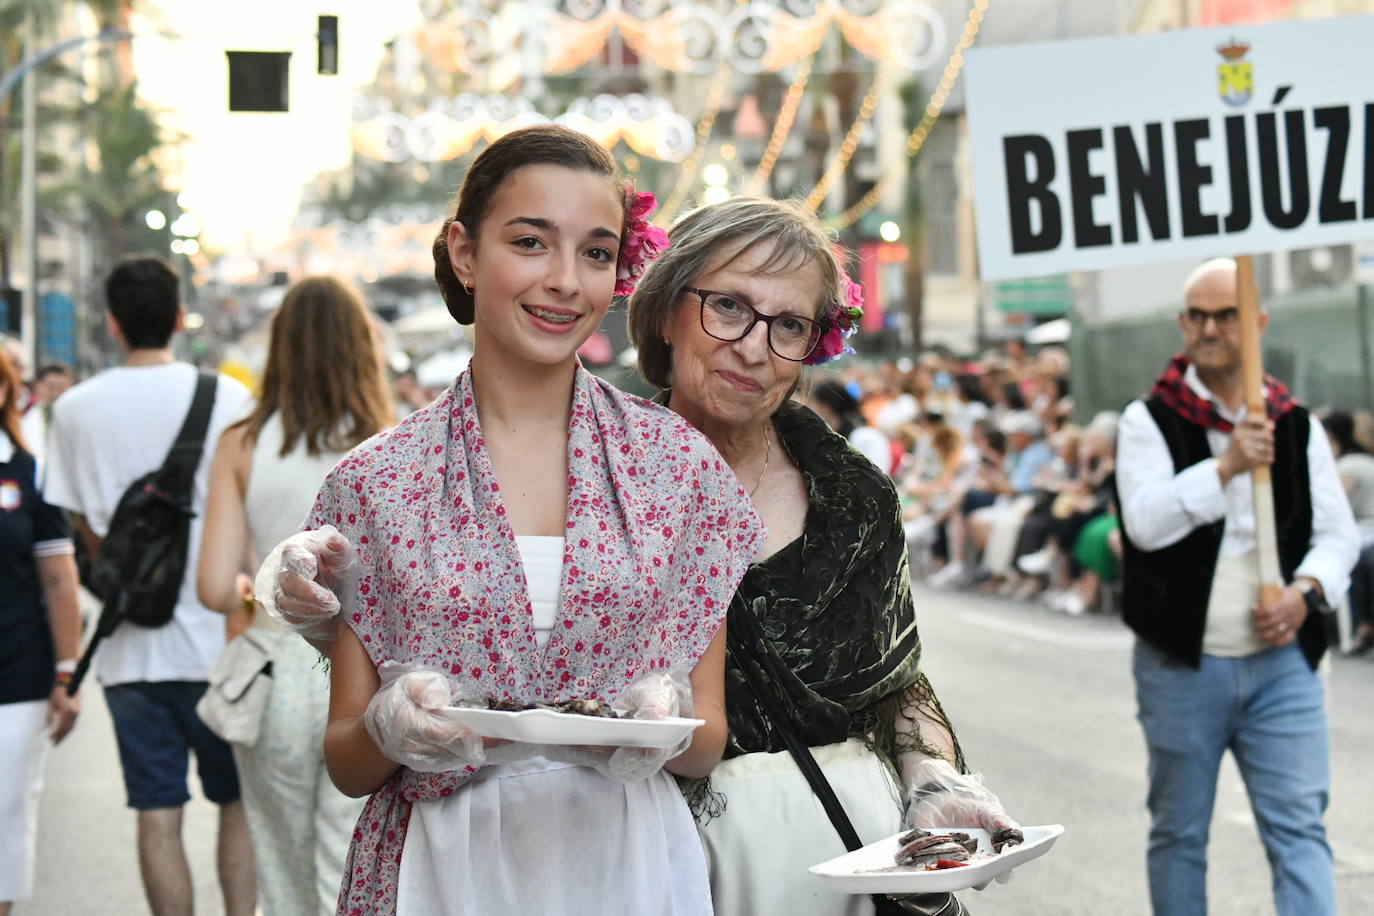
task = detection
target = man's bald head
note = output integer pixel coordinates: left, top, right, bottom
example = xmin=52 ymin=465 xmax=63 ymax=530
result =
xmin=1182 ymin=257 xmax=1239 ymax=305
xmin=1178 ymin=257 xmax=1266 ymax=377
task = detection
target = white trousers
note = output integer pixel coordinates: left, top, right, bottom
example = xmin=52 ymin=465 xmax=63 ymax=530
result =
xmin=979 ymin=495 xmax=1035 ymax=576
xmin=232 ymin=631 xmax=364 ymax=915
xmin=699 ymin=739 xmax=904 ymax=916
xmin=0 ymin=700 xmax=50 ymax=902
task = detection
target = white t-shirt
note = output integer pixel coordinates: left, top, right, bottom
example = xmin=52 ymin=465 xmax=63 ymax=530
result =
xmin=43 ymin=363 xmax=252 ymax=686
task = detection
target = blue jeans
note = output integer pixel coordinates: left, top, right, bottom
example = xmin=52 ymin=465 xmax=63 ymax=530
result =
xmin=1133 ymin=640 xmax=1335 ymax=916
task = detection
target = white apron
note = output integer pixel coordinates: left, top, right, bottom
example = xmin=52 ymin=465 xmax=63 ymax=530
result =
xmin=398 ymin=757 xmax=714 ymax=915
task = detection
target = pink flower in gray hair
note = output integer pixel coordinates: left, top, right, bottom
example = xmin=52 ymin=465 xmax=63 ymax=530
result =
xmin=803 ymin=274 xmax=864 ymax=366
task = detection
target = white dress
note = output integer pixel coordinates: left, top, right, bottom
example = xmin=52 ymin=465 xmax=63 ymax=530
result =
xmin=699 ymin=739 xmax=904 ymax=916
xmin=396 ymin=538 xmax=715 ymax=916
xmin=237 ymin=413 xmax=367 ymax=915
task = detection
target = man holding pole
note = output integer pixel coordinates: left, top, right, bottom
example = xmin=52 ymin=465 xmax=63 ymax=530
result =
xmin=1115 ymin=257 xmax=1357 ymax=916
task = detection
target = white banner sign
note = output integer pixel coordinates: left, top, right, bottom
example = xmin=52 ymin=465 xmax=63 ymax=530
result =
xmin=965 ymin=15 xmax=1374 ymax=281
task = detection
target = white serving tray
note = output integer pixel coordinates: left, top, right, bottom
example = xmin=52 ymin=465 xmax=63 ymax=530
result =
xmin=809 ymin=824 xmax=1065 ymax=895
xmin=447 ymin=706 xmax=704 ymax=749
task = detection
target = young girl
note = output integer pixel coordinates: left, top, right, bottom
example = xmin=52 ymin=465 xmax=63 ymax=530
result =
xmin=257 ymin=125 xmax=762 ymax=914
xmin=197 ymin=276 xmax=395 ymax=914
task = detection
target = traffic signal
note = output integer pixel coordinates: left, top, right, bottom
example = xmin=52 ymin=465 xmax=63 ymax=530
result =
xmin=318 ymin=15 xmax=339 ymax=75
xmin=226 ymin=51 xmax=291 ymax=112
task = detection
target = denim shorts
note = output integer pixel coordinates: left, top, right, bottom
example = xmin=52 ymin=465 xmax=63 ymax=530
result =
xmin=103 ymin=681 xmax=241 ymax=810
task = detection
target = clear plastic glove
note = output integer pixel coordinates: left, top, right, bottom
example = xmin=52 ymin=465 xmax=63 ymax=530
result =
xmin=363 ymin=663 xmax=538 ymax=773
xmin=570 ymin=665 xmax=695 ymax=783
xmin=904 ymin=757 xmax=1022 ymax=889
xmin=254 ymin=526 xmax=357 ymax=642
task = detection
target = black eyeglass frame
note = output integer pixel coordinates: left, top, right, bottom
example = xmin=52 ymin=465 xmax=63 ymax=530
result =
xmin=1180 ymin=306 xmax=1241 ymax=329
xmin=684 ymin=286 xmax=825 ymax=362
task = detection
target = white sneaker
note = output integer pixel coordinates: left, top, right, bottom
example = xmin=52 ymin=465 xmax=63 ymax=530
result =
xmin=926 ymin=562 xmax=967 ymax=588
xmin=1040 ymin=588 xmax=1068 ymax=608
xmin=1016 ymin=548 xmax=1053 ymax=576
xmin=1059 ymin=592 xmax=1087 ymax=616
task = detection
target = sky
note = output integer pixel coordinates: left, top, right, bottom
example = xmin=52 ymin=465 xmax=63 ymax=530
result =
xmin=132 ymin=0 xmax=422 ymax=253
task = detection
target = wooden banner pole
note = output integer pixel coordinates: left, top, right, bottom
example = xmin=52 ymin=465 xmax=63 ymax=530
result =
xmin=1235 ymin=254 xmax=1283 ymax=605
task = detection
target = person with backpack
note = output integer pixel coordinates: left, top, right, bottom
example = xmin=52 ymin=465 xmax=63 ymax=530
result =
xmin=43 ymin=258 xmax=256 ymax=916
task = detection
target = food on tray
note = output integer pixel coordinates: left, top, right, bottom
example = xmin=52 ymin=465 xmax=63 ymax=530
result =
xmin=483 ymin=696 xmax=617 ymax=717
xmin=991 ymin=826 xmax=1024 ymax=852
xmin=894 ymin=828 xmax=974 ymax=868
xmin=887 ymin=825 xmax=1024 ymax=871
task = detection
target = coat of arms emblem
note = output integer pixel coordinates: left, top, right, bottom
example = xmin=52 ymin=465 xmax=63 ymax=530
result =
xmin=1217 ymin=39 xmax=1252 ymax=107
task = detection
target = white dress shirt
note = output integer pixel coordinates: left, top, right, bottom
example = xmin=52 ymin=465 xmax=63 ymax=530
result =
xmin=1117 ymin=364 xmax=1358 ymax=605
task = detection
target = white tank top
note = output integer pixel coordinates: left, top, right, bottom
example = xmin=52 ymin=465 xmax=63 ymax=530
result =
xmin=245 ymin=413 xmax=354 ymax=631
xmin=515 ymin=536 xmax=564 ymax=649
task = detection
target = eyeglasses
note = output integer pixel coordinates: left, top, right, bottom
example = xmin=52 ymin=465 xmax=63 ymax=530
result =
xmin=685 ymin=287 xmax=823 ymax=362
xmin=1181 ymin=307 xmax=1240 ymax=329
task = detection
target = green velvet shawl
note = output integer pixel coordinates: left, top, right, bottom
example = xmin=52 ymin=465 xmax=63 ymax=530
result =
xmin=720 ymin=401 xmax=962 ymax=776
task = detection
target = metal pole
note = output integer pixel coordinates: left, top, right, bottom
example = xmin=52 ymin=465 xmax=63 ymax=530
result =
xmin=20 ymin=7 xmax=38 ymax=371
xmin=1358 ymin=284 xmax=1374 ymax=412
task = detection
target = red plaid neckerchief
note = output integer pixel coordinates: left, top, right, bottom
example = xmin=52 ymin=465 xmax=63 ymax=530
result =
xmin=1149 ymin=353 xmax=1296 ymax=433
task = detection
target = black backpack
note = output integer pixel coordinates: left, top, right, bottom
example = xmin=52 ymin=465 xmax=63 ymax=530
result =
xmin=68 ymin=373 xmax=218 ymax=694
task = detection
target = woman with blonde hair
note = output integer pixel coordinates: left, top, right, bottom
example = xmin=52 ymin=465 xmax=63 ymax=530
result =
xmin=198 ymin=275 xmax=395 ymax=914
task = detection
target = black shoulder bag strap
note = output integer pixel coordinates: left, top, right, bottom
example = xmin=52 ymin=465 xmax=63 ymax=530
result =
xmin=163 ymin=372 xmax=219 ymax=496
xmin=728 ymin=602 xmax=964 ymax=916
xmin=727 ymin=606 xmax=911 ymax=915
xmin=728 ymin=625 xmax=866 ymax=849
xmin=66 ymin=373 xmax=219 ymax=696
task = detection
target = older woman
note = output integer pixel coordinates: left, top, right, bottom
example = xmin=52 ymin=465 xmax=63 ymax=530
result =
xmin=627 ymin=198 xmax=1019 ymax=916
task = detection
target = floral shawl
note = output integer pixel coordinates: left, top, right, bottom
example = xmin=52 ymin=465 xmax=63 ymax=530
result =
xmin=311 ymin=366 xmax=763 ymax=915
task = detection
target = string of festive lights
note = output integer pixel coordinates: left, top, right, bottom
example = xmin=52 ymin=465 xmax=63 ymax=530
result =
xmin=802 ymin=70 xmax=890 ymax=212
xmin=656 ymin=63 xmax=733 ymax=226
xmin=745 ymin=55 xmax=815 ymax=196
xmin=827 ymin=0 xmax=989 ymax=229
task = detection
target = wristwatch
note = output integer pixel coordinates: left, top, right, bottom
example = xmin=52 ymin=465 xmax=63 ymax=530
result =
xmin=1294 ymin=578 xmax=1324 ymax=612
xmin=1295 ymin=579 xmax=1340 ymax=646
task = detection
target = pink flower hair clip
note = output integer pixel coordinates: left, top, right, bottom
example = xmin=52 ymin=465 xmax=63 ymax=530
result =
xmin=803 ymin=273 xmax=864 ymax=366
xmin=615 ymin=190 xmax=671 ymax=297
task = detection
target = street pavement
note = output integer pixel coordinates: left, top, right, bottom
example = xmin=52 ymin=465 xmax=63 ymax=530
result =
xmin=29 ymin=583 xmax=1374 ymax=915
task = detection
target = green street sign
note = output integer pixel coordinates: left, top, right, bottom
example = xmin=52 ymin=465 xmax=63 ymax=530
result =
xmin=994 ymin=274 xmax=1071 ymax=315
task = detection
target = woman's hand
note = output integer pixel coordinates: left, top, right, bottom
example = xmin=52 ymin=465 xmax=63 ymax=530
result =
xmin=255 ymin=526 xmax=357 ymax=643
xmin=47 ymin=685 xmax=80 ymax=743
xmin=904 ymin=757 xmax=1022 ymax=837
xmin=364 ymin=664 xmax=491 ymax=773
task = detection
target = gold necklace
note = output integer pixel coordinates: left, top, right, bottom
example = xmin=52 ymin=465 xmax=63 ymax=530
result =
xmin=748 ymin=430 xmax=772 ymax=497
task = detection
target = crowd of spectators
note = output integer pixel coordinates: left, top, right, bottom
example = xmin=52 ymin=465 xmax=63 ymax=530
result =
xmin=813 ymin=344 xmax=1122 ymax=616
xmin=816 ymin=343 xmax=1374 ymax=649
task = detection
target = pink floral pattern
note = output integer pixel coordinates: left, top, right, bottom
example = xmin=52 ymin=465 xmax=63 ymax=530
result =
xmin=311 ymin=365 xmax=764 ymax=915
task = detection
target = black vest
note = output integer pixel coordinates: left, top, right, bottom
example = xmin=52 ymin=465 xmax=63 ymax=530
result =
xmin=1117 ymin=397 xmax=1325 ymax=670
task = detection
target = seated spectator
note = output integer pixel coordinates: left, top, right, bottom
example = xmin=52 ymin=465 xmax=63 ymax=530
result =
xmin=806 ymin=379 xmax=895 ymax=474
xmin=901 ymin=419 xmax=976 ymax=564
xmin=1020 ymin=412 xmax=1121 ymax=615
xmin=969 ymin=412 xmax=1055 ymax=590
xmin=928 ymin=412 xmax=1050 ymax=587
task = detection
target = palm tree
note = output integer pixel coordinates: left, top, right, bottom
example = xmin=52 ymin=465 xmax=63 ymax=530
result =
xmin=0 ymin=0 xmax=66 ymax=292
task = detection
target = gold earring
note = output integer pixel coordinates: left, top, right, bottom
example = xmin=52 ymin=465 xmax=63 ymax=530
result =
xmin=462 ymin=281 xmax=474 ymax=296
